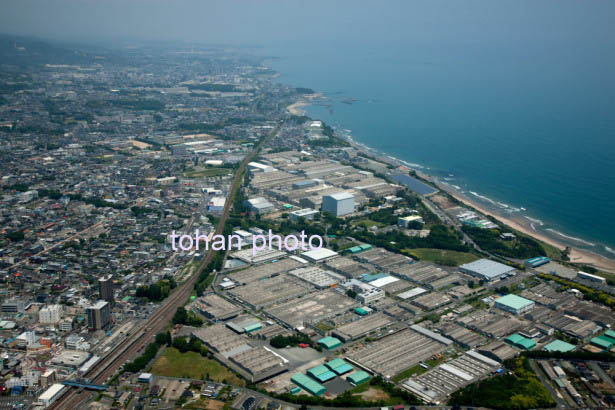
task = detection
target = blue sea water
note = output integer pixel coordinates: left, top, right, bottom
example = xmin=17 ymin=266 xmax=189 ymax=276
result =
xmin=261 ymin=40 xmax=615 ymax=258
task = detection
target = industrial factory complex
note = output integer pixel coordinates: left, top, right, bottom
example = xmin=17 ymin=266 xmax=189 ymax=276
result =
xmin=2 ymin=39 xmax=614 ymax=410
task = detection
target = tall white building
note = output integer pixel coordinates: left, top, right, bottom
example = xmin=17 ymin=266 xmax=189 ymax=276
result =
xmin=39 ymin=305 xmax=63 ymax=324
xmin=322 ymin=192 xmax=355 ymax=217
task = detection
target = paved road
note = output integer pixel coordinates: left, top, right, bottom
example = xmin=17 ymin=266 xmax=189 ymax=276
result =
xmin=589 ymin=361 xmax=615 ymax=389
xmin=529 ymin=359 xmax=570 ymax=409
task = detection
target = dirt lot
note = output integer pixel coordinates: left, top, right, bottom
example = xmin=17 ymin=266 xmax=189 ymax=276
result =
xmin=430 ymin=193 xmax=458 ymax=210
xmin=356 ymin=387 xmax=391 ymax=401
xmin=204 ymin=398 xmax=226 ymax=410
xmin=131 ymin=140 xmax=151 ymax=149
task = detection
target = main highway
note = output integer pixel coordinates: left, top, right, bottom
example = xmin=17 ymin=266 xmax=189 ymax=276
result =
xmin=50 ymin=124 xmax=280 ymax=409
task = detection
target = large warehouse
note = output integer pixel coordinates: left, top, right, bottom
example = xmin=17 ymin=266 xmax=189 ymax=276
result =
xmin=321 ymin=192 xmax=355 ymax=216
xmin=291 ymin=373 xmax=326 ymax=396
xmin=459 ymin=259 xmax=516 ymax=281
xmin=494 ymin=294 xmax=535 ymax=315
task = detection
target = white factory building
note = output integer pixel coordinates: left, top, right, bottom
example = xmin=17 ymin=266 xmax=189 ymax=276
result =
xmin=398 ymin=215 xmax=424 ymax=228
xmin=243 ymin=197 xmax=275 ymax=215
xmin=38 ymin=383 xmax=66 ymax=408
xmin=321 ymin=192 xmax=355 ymax=217
xmin=207 ymin=197 xmax=226 ymax=214
xmin=289 ymin=208 xmax=319 ymax=221
xmin=459 ymin=259 xmax=516 ymax=282
xmin=347 ymin=279 xmax=386 ymax=305
xmin=248 ymin=161 xmax=275 ymax=174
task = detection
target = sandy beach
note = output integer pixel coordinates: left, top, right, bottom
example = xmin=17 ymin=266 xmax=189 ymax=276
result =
xmin=287 ymin=93 xmax=323 ymax=116
xmin=287 ymin=100 xmax=308 ymax=116
xmin=440 ymin=186 xmax=615 ymax=273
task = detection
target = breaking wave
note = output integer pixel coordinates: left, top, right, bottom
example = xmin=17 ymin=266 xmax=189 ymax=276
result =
xmin=546 ymin=229 xmax=596 ymax=247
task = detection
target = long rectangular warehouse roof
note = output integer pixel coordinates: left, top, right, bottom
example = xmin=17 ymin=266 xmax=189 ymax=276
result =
xmin=291 ymin=373 xmax=326 ymax=396
xmin=496 ymin=294 xmax=534 ymax=310
xmin=460 ymin=259 xmax=516 ymax=279
xmin=410 ymin=324 xmax=454 ymax=346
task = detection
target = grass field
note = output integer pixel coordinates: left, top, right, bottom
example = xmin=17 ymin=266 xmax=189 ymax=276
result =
xmin=391 ymin=364 xmax=429 ymax=382
xmin=151 ymin=347 xmax=244 ymax=386
xmin=314 ymin=321 xmax=335 ymax=332
xmin=408 ymin=248 xmax=479 ymax=266
xmin=352 ymin=219 xmax=386 ymax=229
xmin=183 ymin=167 xmax=231 ymax=178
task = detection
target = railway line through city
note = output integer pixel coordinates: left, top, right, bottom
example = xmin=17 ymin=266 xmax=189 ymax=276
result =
xmin=49 ymin=123 xmax=280 ymax=409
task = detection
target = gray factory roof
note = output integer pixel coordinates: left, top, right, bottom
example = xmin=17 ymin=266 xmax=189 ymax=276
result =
xmin=326 ymin=192 xmax=354 ymax=201
xmin=459 ymin=259 xmax=515 ymax=280
xmin=410 ymin=324 xmax=454 ymax=346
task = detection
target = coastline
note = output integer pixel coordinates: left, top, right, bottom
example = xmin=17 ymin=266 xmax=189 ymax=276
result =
xmin=440 ymin=186 xmax=615 ymax=273
xmin=285 ymin=100 xmax=615 ymax=274
xmin=287 ymin=93 xmax=323 ymax=116
xmin=287 ymin=101 xmax=307 ymax=116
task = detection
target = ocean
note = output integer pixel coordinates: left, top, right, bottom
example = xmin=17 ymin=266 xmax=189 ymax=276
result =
xmin=260 ymin=41 xmax=615 ymax=259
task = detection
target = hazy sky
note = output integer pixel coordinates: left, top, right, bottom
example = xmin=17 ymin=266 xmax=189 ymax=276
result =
xmin=1 ymin=0 xmax=614 ymax=49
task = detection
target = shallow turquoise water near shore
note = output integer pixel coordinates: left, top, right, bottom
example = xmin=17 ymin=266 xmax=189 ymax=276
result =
xmin=262 ymin=41 xmax=615 ymax=258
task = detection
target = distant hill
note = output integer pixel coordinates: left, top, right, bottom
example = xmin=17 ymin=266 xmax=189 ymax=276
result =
xmin=0 ymin=33 xmax=95 ymax=67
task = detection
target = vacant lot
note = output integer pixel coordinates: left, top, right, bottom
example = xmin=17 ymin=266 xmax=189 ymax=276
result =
xmin=430 ymin=193 xmax=458 ymax=210
xmin=408 ymin=248 xmax=479 ymax=266
xmin=151 ymin=347 xmax=244 ymax=385
xmin=354 ymin=386 xmax=392 ymax=402
xmin=352 ymin=218 xmax=386 ymax=229
xmin=183 ymin=167 xmax=231 ymax=178
xmin=184 ymin=398 xmax=226 ymax=410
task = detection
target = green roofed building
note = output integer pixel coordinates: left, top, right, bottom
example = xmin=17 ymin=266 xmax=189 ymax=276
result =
xmin=243 ymin=323 xmax=262 ymax=333
xmin=290 ymin=387 xmax=301 ymax=394
xmin=591 ymin=336 xmax=615 ymax=350
xmin=346 ymin=244 xmax=373 ymax=253
xmin=355 ymin=307 xmax=369 ymax=316
xmin=318 ymin=336 xmax=342 ymax=350
xmin=505 ymin=333 xmax=536 ymax=350
xmin=307 ymin=364 xmax=336 ymax=382
xmin=525 ymin=256 xmax=551 ymax=268
xmin=495 ymin=294 xmax=535 ymax=315
xmin=517 ymin=338 xmax=536 ymax=350
xmin=543 ymin=339 xmax=576 ymax=353
xmin=347 ymin=370 xmax=370 ymax=385
xmin=291 ymin=373 xmax=326 ymax=396
xmin=604 ymin=330 xmax=615 ymax=341
xmin=326 ymin=358 xmax=354 ymax=375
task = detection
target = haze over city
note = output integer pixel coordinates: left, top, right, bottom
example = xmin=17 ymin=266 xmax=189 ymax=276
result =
xmin=1 ymin=1 xmax=614 ymax=410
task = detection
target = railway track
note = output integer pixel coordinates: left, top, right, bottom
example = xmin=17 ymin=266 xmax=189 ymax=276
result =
xmin=49 ymin=124 xmax=280 ymax=409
